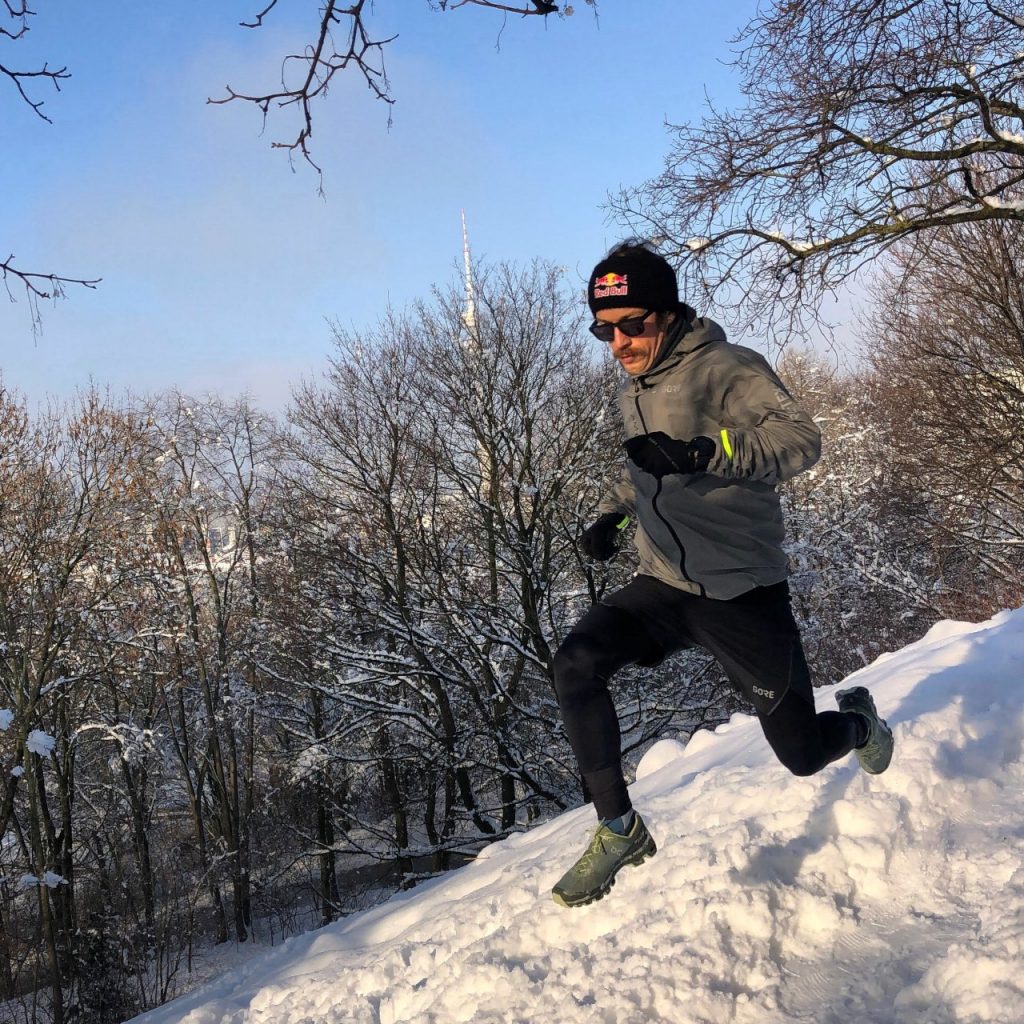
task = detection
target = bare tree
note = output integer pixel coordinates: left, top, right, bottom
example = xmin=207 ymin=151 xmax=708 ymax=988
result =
xmin=778 ymin=352 xmax=942 ymax=683
xmin=615 ymin=0 xmax=1024 ymax=341
xmin=138 ymin=393 xmax=279 ymax=945
xmin=279 ymin=262 xmax=624 ymax=867
xmin=0 ymin=389 xmax=152 ymax=1023
xmin=865 ymin=212 xmax=1024 ymax=613
xmin=274 ymin=260 xmax=742 ymax=893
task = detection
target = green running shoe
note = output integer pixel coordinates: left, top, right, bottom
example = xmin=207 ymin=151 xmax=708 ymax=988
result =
xmin=552 ymin=813 xmax=657 ymax=908
xmin=837 ymin=685 xmax=894 ymax=775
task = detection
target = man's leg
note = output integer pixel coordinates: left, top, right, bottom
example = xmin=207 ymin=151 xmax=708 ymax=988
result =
xmin=685 ymin=582 xmax=861 ymax=776
xmin=758 ymin=685 xmax=860 ymax=777
xmin=553 ymin=603 xmax=660 ymax=820
xmin=551 ymin=603 xmax=662 ymax=907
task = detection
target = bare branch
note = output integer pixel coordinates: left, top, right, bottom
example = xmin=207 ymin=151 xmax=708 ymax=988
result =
xmin=446 ymin=0 xmax=560 ymax=14
xmin=2 ymin=1 xmax=70 ymax=119
xmin=4 ymin=0 xmax=578 ymax=325
xmin=1 ymin=0 xmax=29 ymax=39
xmin=214 ymin=0 xmax=574 ymax=176
xmin=239 ymin=0 xmax=281 ymax=29
xmin=0 ymin=60 xmax=69 ymax=121
xmin=209 ymin=0 xmax=400 ymax=179
xmin=1 ymin=255 xmax=100 ymax=302
xmin=2 ymin=256 xmax=101 ymax=334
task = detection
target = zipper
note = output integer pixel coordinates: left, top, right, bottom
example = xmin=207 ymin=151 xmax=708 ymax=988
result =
xmin=632 ymin=381 xmax=706 ymax=597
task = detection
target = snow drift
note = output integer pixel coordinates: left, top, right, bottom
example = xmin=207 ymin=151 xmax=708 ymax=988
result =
xmin=129 ymin=609 xmax=1024 ymax=1024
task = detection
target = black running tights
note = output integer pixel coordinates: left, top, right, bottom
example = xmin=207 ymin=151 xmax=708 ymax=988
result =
xmin=553 ymin=600 xmax=860 ymax=821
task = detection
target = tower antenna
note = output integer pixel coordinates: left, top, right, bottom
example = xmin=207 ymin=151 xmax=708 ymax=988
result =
xmin=461 ymin=208 xmax=478 ymax=345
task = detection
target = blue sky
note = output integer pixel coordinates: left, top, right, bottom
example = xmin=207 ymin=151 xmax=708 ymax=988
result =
xmin=2 ymin=1 xmax=763 ymax=412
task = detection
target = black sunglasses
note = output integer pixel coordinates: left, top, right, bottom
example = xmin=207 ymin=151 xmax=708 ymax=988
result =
xmin=588 ymin=311 xmax=654 ymax=343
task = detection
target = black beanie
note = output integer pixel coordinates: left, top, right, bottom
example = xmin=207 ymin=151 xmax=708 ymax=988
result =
xmin=588 ymin=247 xmax=678 ymax=314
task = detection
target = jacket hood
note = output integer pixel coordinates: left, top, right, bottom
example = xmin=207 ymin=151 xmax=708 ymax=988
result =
xmin=641 ymin=304 xmax=726 ymax=380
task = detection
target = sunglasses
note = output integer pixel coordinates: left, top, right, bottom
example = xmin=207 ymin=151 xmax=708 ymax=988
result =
xmin=588 ymin=311 xmax=654 ymax=343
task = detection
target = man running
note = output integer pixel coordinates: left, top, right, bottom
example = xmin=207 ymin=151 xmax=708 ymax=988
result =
xmin=551 ymin=240 xmax=894 ymax=908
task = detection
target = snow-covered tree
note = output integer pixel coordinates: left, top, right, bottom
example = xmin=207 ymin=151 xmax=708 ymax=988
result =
xmin=0 ymin=388 xmax=153 ymax=1022
xmin=137 ymin=392 xmax=281 ymax=946
xmin=272 ymin=260 xmax=725 ymax=892
xmin=779 ymin=353 xmax=942 ymax=685
xmin=865 ymin=212 xmax=1024 ymax=613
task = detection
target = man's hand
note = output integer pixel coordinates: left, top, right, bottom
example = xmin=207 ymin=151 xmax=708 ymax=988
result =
xmin=624 ymin=432 xmax=715 ymax=479
xmin=579 ymin=512 xmax=630 ymax=561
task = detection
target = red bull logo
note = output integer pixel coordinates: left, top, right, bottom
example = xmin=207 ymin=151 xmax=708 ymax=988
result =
xmin=593 ymin=272 xmax=629 ymax=299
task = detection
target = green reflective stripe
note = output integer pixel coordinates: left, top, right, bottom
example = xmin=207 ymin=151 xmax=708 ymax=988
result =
xmin=719 ymin=429 xmax=734 ymax=460
xmin=615 ymin=515 xmax=631 ymax=530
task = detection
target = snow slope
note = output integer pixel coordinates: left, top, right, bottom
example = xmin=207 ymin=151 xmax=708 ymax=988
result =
xmin=129 ymin=609 xmax=1024 ymax=1024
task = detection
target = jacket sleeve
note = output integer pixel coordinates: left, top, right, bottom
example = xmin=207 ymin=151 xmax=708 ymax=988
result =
xmin=706 ymin=351 xmax=821 ymax=484
xmin=596 ymin=465 xmax=637 ymax=517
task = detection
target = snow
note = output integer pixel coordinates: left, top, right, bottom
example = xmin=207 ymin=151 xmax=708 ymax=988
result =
xmin=25 ymin=730 xmax=56 ymax=757
xmin=127 ymin=608 xmax=1024 ymax=1024
xmin=762 ymin=231 xmax=822 ymax=253
xmin=0 ymin=709 xmax=12 ymax=732
xmin=981 ymin=195 xmax=1024 ymax=211
xmin=995 ymin=129 xmax=1024 ymax=146
xmin=634 ymin=737 xmax=688 ymax=780
xmin=17 ymin=872 xmax=66 ymax=889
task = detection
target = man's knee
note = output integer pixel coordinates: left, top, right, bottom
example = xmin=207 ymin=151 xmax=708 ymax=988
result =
xmin=552 ymin=632 xmax=608 ymax=707
xmin=554 ymin=603 xmax=655 ymax=707
xmin=774 ymin=746 xmax=824 ymax=778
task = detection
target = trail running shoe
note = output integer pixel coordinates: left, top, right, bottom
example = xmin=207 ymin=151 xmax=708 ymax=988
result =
xmin=837 ymin=685 xmax=895 ymax=775
xmin=551 ymin=813 xmax=657 ymax=908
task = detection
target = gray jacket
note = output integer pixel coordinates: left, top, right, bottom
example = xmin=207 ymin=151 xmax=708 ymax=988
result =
xmin=598 ymin=311 xmax=820 ymax=600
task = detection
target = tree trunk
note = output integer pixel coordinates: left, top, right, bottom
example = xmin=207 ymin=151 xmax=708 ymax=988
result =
xmin=26 ymin=760 xmax=64 ymax=1024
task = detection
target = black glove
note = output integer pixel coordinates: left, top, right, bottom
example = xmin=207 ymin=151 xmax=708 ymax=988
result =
xmin=624 ymin=432 xmax=715 ymax=479
xmin=579 ymin=512 xmax=630 ymax=561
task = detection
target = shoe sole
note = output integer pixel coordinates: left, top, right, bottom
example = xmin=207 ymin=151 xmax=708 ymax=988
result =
xmin=836 ymin=685 xmax=872 ymax=708
xmin=551 ymin=836 xmax=657 ymax=909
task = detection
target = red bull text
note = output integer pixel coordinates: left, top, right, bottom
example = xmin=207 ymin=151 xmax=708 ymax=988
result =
xmin=593 ymin=272 xmax=629 ymax=299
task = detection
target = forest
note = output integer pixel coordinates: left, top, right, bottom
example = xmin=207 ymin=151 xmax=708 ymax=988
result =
xmin=2 ymin=226 xmax=1022 ymax=1021
xmin=4 ymin=0 xmax=1024 ymax=1019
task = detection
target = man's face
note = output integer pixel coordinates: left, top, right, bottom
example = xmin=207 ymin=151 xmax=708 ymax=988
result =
xmin=595 ymin=307 xmax=668 ymax=376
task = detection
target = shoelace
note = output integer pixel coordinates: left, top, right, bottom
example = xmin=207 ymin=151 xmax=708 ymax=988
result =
xmin=574 ymin=827 xmax=614 ymax=874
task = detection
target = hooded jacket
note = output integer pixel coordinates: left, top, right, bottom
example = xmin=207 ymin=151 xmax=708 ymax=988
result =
xmin=597 ymin=309 xmax=820 ymax=601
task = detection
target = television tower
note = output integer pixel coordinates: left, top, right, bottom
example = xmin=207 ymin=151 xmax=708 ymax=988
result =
xmin=461 ymin=208 xmax=479 ymax=349
xmin=460 ymin=210 xmax=494 ymax=500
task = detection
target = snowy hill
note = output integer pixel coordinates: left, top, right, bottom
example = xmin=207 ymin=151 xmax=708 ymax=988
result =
xmin=129 ymin=610 xmax=1024 ymax=1024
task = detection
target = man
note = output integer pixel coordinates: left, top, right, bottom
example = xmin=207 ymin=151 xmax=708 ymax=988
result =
xmin=551 ymin=241 xmax=894 ymax=909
